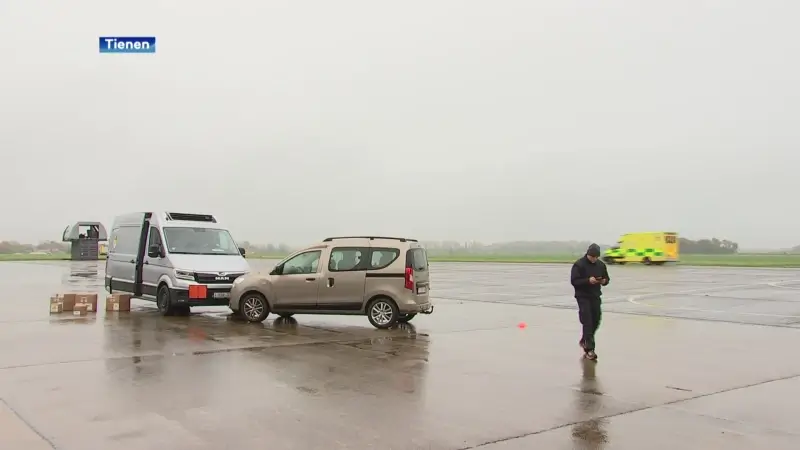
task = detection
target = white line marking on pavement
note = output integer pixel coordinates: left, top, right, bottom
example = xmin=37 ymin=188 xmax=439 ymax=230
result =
xmin=627 ymin=279 xmax=800 ymax=319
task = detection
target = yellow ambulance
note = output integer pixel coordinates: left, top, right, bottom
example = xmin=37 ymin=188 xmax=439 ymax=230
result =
xmin=602 ymin=232 xmax=679 ymax=265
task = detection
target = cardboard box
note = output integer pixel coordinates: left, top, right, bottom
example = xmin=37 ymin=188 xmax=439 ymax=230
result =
xmin=73 ymin=303 xmax=89 ymax=316
xmin=51 ymin=293 xmax=76 ymax=311
xmin=50 ymin=302 xmax=63 ymax=314
xmin=59 ymin=293 xmax=77 ymax=312
xmin=105 ymin=293 xmax=132 ymax=312
xmin=75 ymin=293 xmax=98 ymax=312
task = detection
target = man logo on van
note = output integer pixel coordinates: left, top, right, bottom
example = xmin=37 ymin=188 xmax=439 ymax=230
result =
xmin=215 ymin=276 xmax=230 ymax=281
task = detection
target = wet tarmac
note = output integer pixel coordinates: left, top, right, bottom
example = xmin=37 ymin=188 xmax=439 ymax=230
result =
xmin=0 ymin=260 xmax=799 ymax=449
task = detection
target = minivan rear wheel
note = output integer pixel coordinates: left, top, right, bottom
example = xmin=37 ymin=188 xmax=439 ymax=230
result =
xmin=397 ymin=313 xmax=417 ymax=324
xmin=241 ymin=293 xmax=269 ymax=323
xmin=367 ymin=297 xmax=399 ymax=329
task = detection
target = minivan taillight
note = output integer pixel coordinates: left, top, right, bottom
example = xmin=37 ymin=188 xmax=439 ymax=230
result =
xmin=404 ymin=267 xmax=414 ymax=290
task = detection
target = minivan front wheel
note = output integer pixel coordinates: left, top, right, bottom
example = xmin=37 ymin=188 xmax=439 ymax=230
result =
xmin=367 ymin=297 xmax=399 ymax=329
xmin=240 ymin=293 xmax=269 ymax=323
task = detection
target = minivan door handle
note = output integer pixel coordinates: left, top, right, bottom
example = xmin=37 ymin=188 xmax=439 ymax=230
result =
xmin=305 ymin=277 xmax=316 ymax=282
xmin=327 ymin=277 xmax=334 ymax=287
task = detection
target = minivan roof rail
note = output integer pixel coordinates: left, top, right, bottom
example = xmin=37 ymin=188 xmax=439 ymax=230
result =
xmin=322 ymin=236 xmax=417 ymax=243
xmin=165 ymin=212 xmax=217 ymax=223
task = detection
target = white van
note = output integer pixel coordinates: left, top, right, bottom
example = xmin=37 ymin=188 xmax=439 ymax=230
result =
xmin=105 ymin=212 xmax=250 ymax=315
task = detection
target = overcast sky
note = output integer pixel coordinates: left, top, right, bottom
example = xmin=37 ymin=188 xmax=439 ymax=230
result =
xmin=1 ymin=1 xmax=798 ymax=248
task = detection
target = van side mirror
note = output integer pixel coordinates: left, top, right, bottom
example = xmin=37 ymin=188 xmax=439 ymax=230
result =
xmin=148 ymin=244 xmax=162 ymax=258
xmin=270 ymin=264 xmax=283 ymax=276
xmin=239 ymin=247 xmax=246 ymax=257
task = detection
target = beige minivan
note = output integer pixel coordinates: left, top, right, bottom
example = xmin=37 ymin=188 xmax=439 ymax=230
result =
xmin=228 ymin=236 xmax=433 ymax=329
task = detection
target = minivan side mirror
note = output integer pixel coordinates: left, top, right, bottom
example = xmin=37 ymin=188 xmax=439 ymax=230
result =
xmin=148 ymin=244 xmax=162 ymax=258
xmin=239 ymin=247 xmax=246 ymax=257
xmin=270 ymin=264 xmax=283 ymax=276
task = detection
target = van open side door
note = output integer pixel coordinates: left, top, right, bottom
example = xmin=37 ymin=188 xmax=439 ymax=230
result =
xmin=133 ymin=213 xmax=152 ymax=297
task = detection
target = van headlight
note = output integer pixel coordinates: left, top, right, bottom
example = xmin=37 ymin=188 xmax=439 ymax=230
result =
xmin=233 ymin=276 xmax=244 ymax=285
xmin=174 ymin=269 xmax=195 ymax=281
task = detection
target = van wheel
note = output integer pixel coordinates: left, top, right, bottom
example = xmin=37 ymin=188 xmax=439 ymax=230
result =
xmin=157 ymin=285 xmax=177 ymax=316
xmin=367 ymin=297 xmax=399 ymax=329
xmin=397 ymin=313 xmax=417 ymax=324
xmin=241 ymin=293 xmax=269 ymax=323
xmin=642 ymin=257 xmax=652 ymax=265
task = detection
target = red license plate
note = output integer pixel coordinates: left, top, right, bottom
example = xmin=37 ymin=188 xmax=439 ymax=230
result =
xmin=188 ymin=285 xmax=208 ymax=299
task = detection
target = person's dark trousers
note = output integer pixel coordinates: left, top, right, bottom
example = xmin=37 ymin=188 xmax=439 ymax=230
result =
xmin=576 ymin=296 xmax=602 ymax=351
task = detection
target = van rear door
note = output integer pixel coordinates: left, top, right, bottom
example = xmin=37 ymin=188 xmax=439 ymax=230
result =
xmin=664 ymin=233 xmax=679 ymax=261
xmin=406 ymin=247 xmax=430 ymax=300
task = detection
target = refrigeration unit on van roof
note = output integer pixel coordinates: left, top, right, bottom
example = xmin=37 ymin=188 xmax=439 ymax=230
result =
xmin=164 ymin=212 xmax=217 ymax=223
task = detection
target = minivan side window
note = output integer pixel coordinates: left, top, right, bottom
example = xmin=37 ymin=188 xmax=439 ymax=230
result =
xmin=329 ymin=247 xmax=368 ymax=272
xmin=369 ymin=248 xmax=400 ymax=270
xmin=110 ymin=226 xmax=141 ymax=255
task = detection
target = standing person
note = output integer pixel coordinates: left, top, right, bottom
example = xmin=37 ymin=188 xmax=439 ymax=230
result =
xmin=571 ymin=243 xmax=610 ymax=361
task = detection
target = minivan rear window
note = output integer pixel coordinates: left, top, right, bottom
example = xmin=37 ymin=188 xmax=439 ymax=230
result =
xmin=406 ymin=248 xmax=428 ymax=271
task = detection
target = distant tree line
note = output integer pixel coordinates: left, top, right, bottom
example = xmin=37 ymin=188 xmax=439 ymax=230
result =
xmin=420 ymin=238 xmax=742 ymax=255
xmin=238 ymin=241 xmax=294 ymax=255
xmin=422 ymin=240 xmax=595 ymax=256
xmin=679 ymin=237 xmax=738 ymax=254
xmin=0 ymin=240 xmax=69 ymax=254
xmin=0 ymin=236 xmax=754 ymax=256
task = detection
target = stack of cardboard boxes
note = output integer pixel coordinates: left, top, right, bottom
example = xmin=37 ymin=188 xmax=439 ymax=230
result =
xmin=49 ymin=293 xmax=132 ymax=315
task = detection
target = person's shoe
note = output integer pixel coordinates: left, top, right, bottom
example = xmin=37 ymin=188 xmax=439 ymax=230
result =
xmin=584 ymin=350 xmax=598 ymax=361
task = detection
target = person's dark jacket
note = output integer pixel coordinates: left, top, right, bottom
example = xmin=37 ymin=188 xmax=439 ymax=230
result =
xmin=571 ymin=256 xmax=610 ymax=298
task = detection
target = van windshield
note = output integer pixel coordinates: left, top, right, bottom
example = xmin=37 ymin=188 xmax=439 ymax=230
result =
xmin=163 ymin=227 xmax=240 ymax=255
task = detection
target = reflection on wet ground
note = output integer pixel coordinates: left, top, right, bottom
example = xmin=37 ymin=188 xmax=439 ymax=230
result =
xmin=571 ymin=359 xmax=607 ymax=449
xmin=0 ymin=260 xmax=799 ymax=449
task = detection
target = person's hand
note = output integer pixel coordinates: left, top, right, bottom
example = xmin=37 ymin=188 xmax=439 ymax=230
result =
xmin=589 ymin=276 xmax=598 ymax=284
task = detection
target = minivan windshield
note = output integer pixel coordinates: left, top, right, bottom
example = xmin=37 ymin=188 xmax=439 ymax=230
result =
xmin=163 ymin=227 xmax=240 ymax=256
